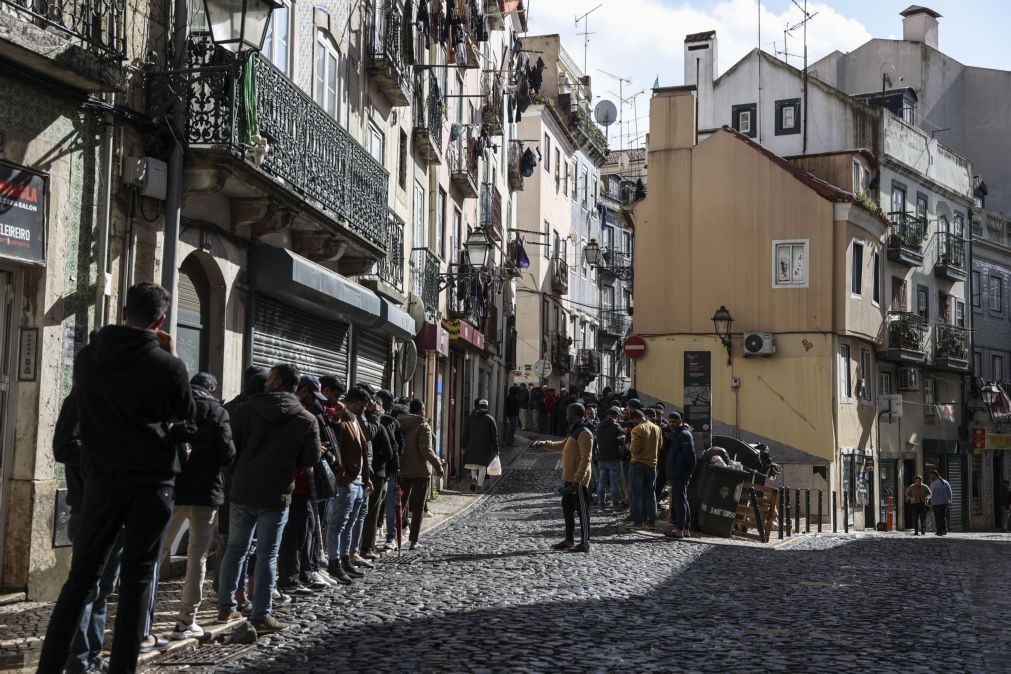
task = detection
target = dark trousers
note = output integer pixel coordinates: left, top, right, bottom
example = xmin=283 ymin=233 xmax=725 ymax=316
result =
xmin=932 ymin=504 xmax=950 ymax=534
xmin=671 ymin=479 xmax=691 ymax=530
xmin=561 ymin=484 xmax=590 ymax=545
xmin=39 ymin=478 xmax=173 ymax=674
xmin=277 ymin=494 xmax=312 ymax=587
xmin=313 ymin=498 xmax=329 ymax=568
xmin=401 ymin=477 xmax=430 ymax=543
xmin=655 ymin=447 xmax=668 ymax=503
xmin=910 ymin=503 xmax=928 ymax=533
xmin=360 ymin=476 xmax=389 ymax=553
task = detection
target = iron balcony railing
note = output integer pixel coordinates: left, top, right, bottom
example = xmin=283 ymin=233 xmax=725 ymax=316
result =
xmin=410 ymin=247 xmax=442 ymax=315
xmin=937 ymin=232 xmax=966 ymax=269
xmin=446 ymin=264 xmax=483 ymax=326
xmin=551 ymin=257 xmax=569 ymax=294
xmin=551 ymin=332 xmax=572 ymax=370
xmin=182 ymin=39 xmax=389 ymax=249
xmin=885 ymin=311 xmax=929 ymax=353
xmin=366 ymin=0 xmax=411 ymax=104
xmin=600 ymin=310 xmax=629 ymax=336
xmin=480 ymin=183 xmax=502 ymax=238
xmin=935 ymin=324 xmax=969 ymax=364
xmin=886 ymin=211 xmax=926 ymax=255
xmin=413 ymin=75 xmax=443 ymax=148
xmin=2 ymin=0 xmax=126 ymax=59
xmin=576 ymin=349 xmax=601 ymax=375
xmin=507 ymin=139 xmax=524 ymax=191
xmin=375 ymin=211 xmax=405 ymax=291
xmin=481 ymin=72 xmax=504 ymax=136
xmin=449 ymin=136 xmax=478 ymax=188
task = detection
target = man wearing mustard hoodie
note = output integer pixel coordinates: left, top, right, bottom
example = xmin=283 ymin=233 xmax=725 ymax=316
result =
xmin=534 ymin=403 xmax=594 ymax=553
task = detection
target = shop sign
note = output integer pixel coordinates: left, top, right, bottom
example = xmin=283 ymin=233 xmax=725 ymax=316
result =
xmin=987 ymin=433 xmax=1011 ymax=451
xmin=0 ymin=162 xmax=47 ymax=264
xmin=683 ymin=351 xmax=712 ymax=444
xmin=971 ymin=427 xmax=986 ymax=450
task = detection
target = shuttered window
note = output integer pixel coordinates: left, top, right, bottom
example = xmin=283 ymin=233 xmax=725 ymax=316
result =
xmin=177 ymin=258 xmax=209 ymax=377
xmin=251 ymin=295 xmax=350 ymax=383
xmin=354 ymin=329 xmax=390 ymax=390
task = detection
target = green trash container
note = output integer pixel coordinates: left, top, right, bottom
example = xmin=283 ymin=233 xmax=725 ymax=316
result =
xmin=696 ymin=464 xmax=751 ymax=537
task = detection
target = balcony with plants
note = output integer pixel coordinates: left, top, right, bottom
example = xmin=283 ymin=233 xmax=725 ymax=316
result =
xmin=446 ymin=264 xmax=484 ymax=328
xmin=413 ymin=74 xmax=443 ymax=165
xmin=934 ymin=324 xmax=969 ymax=371
xmin=366 ymin=0 xmax=411 ymax=106
xmin=550 ymin=332 xmax=573 ymax=371
xmin=449 ymin=135 xmax=479 ymax=198
xmin=934 ymin=231 xmax=967 ymax=282
xmin=570 ymin=106 xmax=609 ymax=165
xmin=886 ymin=211 xmax=925 ymax=267
xmin=880 ymin=311 xmax=929 ymax=363
xmin=576 ymin=349 xmax=601 ymax=377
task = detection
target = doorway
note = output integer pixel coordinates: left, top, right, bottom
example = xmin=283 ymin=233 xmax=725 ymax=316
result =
xmin=994 ymin=452 xmax=1006 ymax=530
xmin=0 ymin=269 xmax=17 ymax=589
xmin=902 ymin=459 xmax=916 ymax=529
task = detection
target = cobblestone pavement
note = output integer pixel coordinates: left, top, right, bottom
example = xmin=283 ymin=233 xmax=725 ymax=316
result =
xmin=148 ymin=446 xmax=1011 ymax=674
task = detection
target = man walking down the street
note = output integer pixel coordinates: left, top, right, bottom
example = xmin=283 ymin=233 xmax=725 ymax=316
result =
xmin=905 ymin=475 xmax=932 ymax=536
xmin=217 ymin=363 xmax=323 ymax=634
xmin=628 ymin=409 xmax=662 ymax=528
xmin=505 ymin=385 xmax=521 ymax=446
xmin=534 ymin=403 xmax=594 ymax=553
xmin=462 ymin=399 xmax=500 ymax=493
xmin=665 ymin=412 xmax=696 ymax=539
xmin=929 ymin=470 xmax=953 ymax=536
xmin=39 ymin=283 xmax=194 ymax=674
xmin=399 ymin=399 xmax=445 ymax=550
xmin=161 ymin=373 xmax=236 ymax=640
xmin=595 ymin=407 xmax=626 ymax=511
xmin=327 ymin=387 xmax=373 ymax=583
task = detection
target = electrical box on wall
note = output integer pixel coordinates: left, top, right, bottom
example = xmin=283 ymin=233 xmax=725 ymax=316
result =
xmin=123 ymin=157 xmax=167 ymax=200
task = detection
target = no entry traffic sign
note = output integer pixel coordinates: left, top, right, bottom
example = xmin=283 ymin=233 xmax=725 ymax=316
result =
xmin=623 ymin=335 xmax=647 ymax=360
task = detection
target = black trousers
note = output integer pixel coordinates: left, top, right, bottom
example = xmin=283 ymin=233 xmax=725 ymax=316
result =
xmin=561 ymin=484 xmax=590 ymax=545
xmin=38 ymin=477 xmax=173 ymax=674
xmin=360 ymin=476 xmax=388 ymax=553
xmin=910 ymin=503 xmax=928 ymax=533
xmin=277 ymin=494 xmax=312 ymax=587
xmin=401 ymin=477 xmax=430 ymax=544
xmin=932 ymin=504 xmax=950 ymax=534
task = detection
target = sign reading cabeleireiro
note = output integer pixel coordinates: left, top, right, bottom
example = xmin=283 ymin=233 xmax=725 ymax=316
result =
xmin=0 ymin=162 xmax=47 ymax=264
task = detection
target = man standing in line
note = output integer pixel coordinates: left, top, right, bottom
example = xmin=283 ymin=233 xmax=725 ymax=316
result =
xmin=628 ymin=409 xmax=661 ymax=528
xmin=358 ymin=395 xmax=396 ymax=559
xmin=375 ymin=390 xmax=404 ymax=552
xmin=161 ymin=373 xmax=236 ymax=639
xmin=665 ymin=412 xmax=696 ymax=539
xmin=398 ymin=399 xmax=445 ymax=550
xmin=217 ymin=363 xmax=322 ymax=633
xmin=327 ymin=387 xmax=373 ymax=583
xmin=904 ymin=475 xmax=932 ymax=536
xmin=530 ymin=385 xmax=544 ymax=436
xmin=534 ymin=403 xmax=594 ymax=553
xmin=929 ymin=470 xmax=953 ymax=536
xmin=39 ymin=283 xmax=194 ymax=674
xmin=594 ymin=407 xmax=626 ymax=511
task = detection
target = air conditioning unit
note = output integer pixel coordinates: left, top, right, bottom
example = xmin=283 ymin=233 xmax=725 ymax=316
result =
xmin=897 ymin=367 xmax=920 ymax=392
xmin=743 ymin=332 xmax=776 ymax=356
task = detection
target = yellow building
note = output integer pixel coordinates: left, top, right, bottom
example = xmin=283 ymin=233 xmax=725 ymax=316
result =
xmin=636 ymin=87 xmax=890 ymax=528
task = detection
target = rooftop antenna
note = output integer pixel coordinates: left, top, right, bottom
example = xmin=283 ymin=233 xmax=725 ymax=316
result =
xmin=575 ymin=3 xmax=603 ymax=75
xmin=598 ymin=68 xmax=631 ymax=148
xmin=785 ymin=0 xmax=817 ymax=152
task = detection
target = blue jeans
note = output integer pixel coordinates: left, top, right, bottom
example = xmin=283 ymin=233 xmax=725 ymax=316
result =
xmin=351 ymin=483 xmax=369 ymax=554
xmin=671 ymin=479 xmax=691 ymax=530
xmin=597 ymin=461 xmax=622 ymax=508
xmin=217 ymin=504 xmax=288 ymax=621
xmin=65 ymin=516 xmax=124 ymax=673
xmin=630 ymin=463 xmax=657 ymax=525
xmin=384 ymin=475 xmax=398 ymax=542
xmin=328 ymin=483 xmax=365 ymax=560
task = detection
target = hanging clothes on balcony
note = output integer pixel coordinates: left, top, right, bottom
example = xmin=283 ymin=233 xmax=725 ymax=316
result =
xmin=511 ymin=237 xmax=530 ymax=269
xmin=404 ymin=0 xmax=416 ymax=64
xmin=416 ymin=1 xmax=430 ymax=45
xmin=529 ymin=57 xmax=545 ymax=94
xmin=520 ymin=147 xmax=538 ymax=177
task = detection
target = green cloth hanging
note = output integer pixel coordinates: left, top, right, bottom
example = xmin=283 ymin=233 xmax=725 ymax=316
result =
xmin=240 ymin=52 xmax=259 ymax=146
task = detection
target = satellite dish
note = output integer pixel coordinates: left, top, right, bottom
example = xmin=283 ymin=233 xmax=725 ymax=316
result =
xmin=880 ymin=62 xmax=898 ymax=89
xmin=594 ymin=100 xmax=618 ymax=127
xmin=399 ymin=340 xmax=418 ymax=381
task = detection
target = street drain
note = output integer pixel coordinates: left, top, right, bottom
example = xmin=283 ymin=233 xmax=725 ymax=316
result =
xmin=155 ymin=644 xmax=256 ymax=666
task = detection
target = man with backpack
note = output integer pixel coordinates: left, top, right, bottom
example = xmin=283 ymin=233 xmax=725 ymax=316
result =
xmin=665 ymin=412 xmax=696 ymax=539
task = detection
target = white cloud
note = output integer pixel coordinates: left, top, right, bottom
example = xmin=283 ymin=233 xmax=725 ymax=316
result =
xmin=524 ymin=0 xmax=873 ymax=146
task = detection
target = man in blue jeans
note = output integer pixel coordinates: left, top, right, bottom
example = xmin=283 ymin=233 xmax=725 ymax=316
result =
xmin=929 ymin=469 xmax=953 ymax=536
xmin=628 ymin=409 xmax=661 ymax=527
xmin=327 ymin=387 xmax=373 ymax=583
xmin=217 ymin=363 xmax=322 ymax=633
xmin=594 ymin=407 xmax=626 ymax=509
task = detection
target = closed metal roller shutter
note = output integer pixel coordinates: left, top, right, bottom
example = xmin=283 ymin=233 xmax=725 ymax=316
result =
xmin=947 ymin=457 xmax=964 ymax=532
xmin=354 ymin=329 xmax=390 ymax=390
xmin=251 ymin=295 xmax=349 ymax=382
xmin=177 ymin=269 xmax=202 ymax=326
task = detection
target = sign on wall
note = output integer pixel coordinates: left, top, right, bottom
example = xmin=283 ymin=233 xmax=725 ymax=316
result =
xmin=18 ymin=328 xmax=38 ymax=381
xmin=0 ymin=162 xmax=47 ymax=265
xmin=683 ymin=351 xmax=712 ymax=445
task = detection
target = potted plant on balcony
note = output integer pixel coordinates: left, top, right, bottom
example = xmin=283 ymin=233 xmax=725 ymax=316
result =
xmin=888 ymin=315 xmax=922 ymax=351
xmin=936 ymin=328 xmax=967 ymax=360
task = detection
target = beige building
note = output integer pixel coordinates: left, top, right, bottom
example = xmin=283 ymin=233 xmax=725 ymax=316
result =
xmin=637 ymin=88 xmax=891 ymax=528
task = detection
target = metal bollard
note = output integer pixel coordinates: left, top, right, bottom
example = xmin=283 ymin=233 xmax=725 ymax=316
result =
xmin=832 ymin=491 xmax=837 ymax=533
xmin=805 ymin=489 xmax=811 ymax=534
xmin=817 ymin=490 xmax=823 ymax=533
xmin=795 ymin=489 xmax=801 ymax=535
xmin=785 ymin=488 xmax=792 ymax=537
xmin=778 ymin=487 xmax=785 ymax=540
xmin=750 ymin=488 xmax=766 ymax=544
xmin=844 ymin=491 xmax=850 ymax=534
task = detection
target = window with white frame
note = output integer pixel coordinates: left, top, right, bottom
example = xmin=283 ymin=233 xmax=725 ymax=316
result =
xmin=839 ymin=343 xmax=852 ymax=400
xmin=851 ymin=242 xmax=864 ymax=296
xmin=773 ymin=240 xmax=809 ymax=287
xmin=621 ymin=230 xmax=632 ymax=257
xmin=544 ymin=134 xmax=551 ymax=173
xmin=262 ymin=0 xmax=291 ymax=75
xmin=860 ymin=348 xmax=872 ymax=402
xmin=437 ymin=188 xmax=447 ymax=259
xmin=990 ymin=276 xmax=1004 ymax=313
xmin=413 ymin=180 xmax=425 ymax=249
xmin=872 ymin=252 xmax=880 ymax=305
xmin=366 ymin=123 xmax=384 ymax=164
xmin=972 ymin=270 xmax=982 ymax=308
xmin=314 ymin=30 xmax=340 ymax=120
xmin=955 ymin=300 xmax=965 ymax=328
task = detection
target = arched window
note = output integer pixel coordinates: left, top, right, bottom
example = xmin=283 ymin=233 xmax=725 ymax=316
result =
xmin=177 ymin=256 xmax=210 ymax=377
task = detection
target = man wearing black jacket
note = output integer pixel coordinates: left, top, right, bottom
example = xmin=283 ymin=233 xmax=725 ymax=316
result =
xmin=160 ymin=373 xmax=236 ymax=640
xmin=39 ymin=283 xmax=195 ymax=674
xmin=359 ymin=396 xmax=396 ymax=558
xmin=375 ymin=390 xmax=404 ymax=552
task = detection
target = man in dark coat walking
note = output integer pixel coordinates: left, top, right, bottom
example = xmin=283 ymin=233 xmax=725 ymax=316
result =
xmin=462 ymin=399 xmax=499 ymax=492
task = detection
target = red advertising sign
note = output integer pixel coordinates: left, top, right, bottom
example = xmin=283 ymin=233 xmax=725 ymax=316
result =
xmin=623 ymin=335 xmax=647 ymax=360
xmin=971 ymin=427 xmax=987 ymax=450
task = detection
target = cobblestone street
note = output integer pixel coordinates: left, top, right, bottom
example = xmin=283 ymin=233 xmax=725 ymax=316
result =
xmin=144 ymin=444 xmax=1011 ymax=673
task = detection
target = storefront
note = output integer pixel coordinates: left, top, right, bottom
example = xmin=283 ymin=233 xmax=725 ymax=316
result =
xmin=443 ymin=319 xmax=485 ymax=480
xmin=355 ymin=301 xmax=414 ymax=390
xmin=416 ymin=322 xmax=450 ymax=471
xmin=923 ymin=438 xmax=967 ymax=532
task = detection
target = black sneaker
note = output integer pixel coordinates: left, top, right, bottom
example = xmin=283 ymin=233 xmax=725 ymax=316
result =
xmin=280 ymin=584 xmax=314 ymax=596
xmin=341 ymin=559 xmax=364 ymax=578
xmin=566 ymin=543 xmax=590 ymax=554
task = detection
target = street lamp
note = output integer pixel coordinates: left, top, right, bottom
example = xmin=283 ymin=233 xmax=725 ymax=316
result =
xmin=712 ymin=305 xmax=734 ymax=364
xmin=982 ymin=382 xmax=1000 ymax=420
xmin=204 ymin=0 xmax=281 ymax=53
xmin=584 ymin=238 xmax=603 ymax=266
xmin=582 ymin=237 xmax=633 ymax=281
xmin=464 ymin=226 xmax=493 ymax=267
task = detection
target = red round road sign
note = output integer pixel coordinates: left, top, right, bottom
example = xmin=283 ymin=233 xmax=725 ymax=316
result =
xmin=623 ymin=335 xmax=648 ymax=360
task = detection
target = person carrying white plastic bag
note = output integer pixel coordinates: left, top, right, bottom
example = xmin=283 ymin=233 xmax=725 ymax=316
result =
xmin=486 ymin=455 xmax=502 ymax=477
xmin=461 ymin=399 xmax=499 ymax=492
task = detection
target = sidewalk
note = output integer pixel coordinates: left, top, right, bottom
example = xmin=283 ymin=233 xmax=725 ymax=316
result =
xmin=0 ymin=433 xmax=534 ymax=673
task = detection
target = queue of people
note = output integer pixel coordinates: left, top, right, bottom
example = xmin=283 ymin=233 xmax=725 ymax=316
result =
xmin=40 ymin=283 xmax=447 ymax=674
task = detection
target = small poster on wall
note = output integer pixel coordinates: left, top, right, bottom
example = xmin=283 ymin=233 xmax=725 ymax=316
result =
xmin=18 ymin=328 xmax=38 ymax=381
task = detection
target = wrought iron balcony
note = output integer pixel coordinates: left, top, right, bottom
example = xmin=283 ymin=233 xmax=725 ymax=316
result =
xmin=413 ymin=74 xmax=443 ymax=164
xmin=576 ymin=349 xmax=601 ymax=376
xmin=934 ymin=324 xmax=969 ymax=371
xmin=446 ymin=264 xmax=483 ymax=327
xmin=366 ymin=0 xmax=411 ymax=106
xmin=374 ymin=210 xmax=405 ymax=291
xmin=507 ymin=139 xmax=524 ymax=192
xmin=880 ymin=311 xmax=928 ymax=363
xmin=181 ymin=41 xmax=389 ymax=251
xmin=410 ymin=247 xmax=442 ymax=316
xmin=886 ymin=211 xmax=925 ymax=267
xmin=934 ymin=232 xmax=967 ymax=282
xmin=1 ymin=0 xmax=126 ymax=59
xmin=480 ymin=183 xmax=503 ymax=241
xmin=482 ymin=72 xmax=504 ymax=136
xmin=599 ymin=311 xmax=629 ymax=337
xmin=551 ymin=257 xmax=569 ymax=295
xmin=449 ymin=136 xmax=479 ymax=198
xmin=551 ymin=332 xmax=573 ymax=371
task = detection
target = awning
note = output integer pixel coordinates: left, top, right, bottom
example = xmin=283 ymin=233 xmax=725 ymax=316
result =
xmin=443 ymin=318 xmax=485 ymax=351
xmin=416 ymin=322 xmax=450 ymax=357
xmin=252 ymin=245 xmax=380 ymax=325
xmin=371 ymin=298 xmax=416 ymax=340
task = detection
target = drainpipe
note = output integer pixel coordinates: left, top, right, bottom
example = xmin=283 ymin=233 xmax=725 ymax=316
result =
xmin=161 ymin=0 xmax=189 ymax=332
xmin=95 ymin=96 xmax=116 ymax=327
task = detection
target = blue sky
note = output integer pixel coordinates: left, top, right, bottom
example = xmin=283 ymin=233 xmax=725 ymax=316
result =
xmin=526 ymin=1 xmax=1010 ymax=148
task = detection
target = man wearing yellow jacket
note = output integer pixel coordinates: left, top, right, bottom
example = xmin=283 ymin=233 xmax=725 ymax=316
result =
xmin=534 ymin=403 xmax=594 ymax=553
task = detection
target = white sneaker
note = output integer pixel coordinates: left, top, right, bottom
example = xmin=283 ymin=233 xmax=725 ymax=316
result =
xmin=309 ymin=571 xmax=335 ymax=588
xmin=171 ymin=621 xmax=205 ymax=640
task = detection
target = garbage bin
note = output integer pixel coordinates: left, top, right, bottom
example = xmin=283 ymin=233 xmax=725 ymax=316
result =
xmin=695 ymin=463 xmax=751 ymax=537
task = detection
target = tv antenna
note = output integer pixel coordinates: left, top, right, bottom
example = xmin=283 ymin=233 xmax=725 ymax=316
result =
xmin=785 ymin=0 xmax=817 ymax=152
xmin=575 ymin=4 xmax=603 ymax=75
xmin=598 ymin=68 xmax=632 ymax=148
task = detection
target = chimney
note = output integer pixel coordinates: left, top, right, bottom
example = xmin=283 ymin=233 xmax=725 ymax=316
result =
xmin=900 ymin=5 xmax=940 ymax=48
xmin=684 ymin=30 xmax=717 ymax=127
